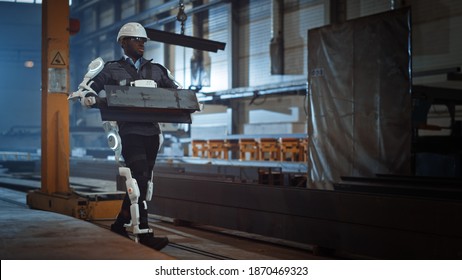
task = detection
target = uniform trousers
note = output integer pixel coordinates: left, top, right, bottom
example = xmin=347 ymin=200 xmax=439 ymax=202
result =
xmin=115 ymin=133 xmax=160 ymax=230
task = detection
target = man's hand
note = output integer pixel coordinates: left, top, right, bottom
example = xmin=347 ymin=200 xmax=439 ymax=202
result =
xmin=80 ymin=90 xmax=98 ymax=108
xmin=81 ymin=95 xmax=96 ymax=107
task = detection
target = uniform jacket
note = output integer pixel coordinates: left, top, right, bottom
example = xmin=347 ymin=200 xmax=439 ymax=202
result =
xmin=90 ymin=57 xmax=178 ymax=136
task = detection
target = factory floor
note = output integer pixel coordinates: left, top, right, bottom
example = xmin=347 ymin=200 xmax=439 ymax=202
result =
xmin=0 ymin=181 xmax=326 ymax=260
xmin=0 ymin=189 xmax=173 ymax=260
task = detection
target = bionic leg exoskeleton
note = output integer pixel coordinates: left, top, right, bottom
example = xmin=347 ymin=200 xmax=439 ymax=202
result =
xmin=119 ymin=167 xmax=152 ymax=242
xmin=104 ymin=118 xmax=159 ymax=243
xmin=102 ymin=121 xmax=122 ymax=163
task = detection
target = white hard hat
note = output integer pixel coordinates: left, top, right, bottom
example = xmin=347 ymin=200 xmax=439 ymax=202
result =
xmin=116 ymin=22 xmax=148 ymax=42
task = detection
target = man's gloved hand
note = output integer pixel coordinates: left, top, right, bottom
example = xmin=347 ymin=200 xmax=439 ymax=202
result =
xmin=81 ymin=95 xmax=96 ymax=107
xmin=80 ymin=91 xmax=97 ymax=108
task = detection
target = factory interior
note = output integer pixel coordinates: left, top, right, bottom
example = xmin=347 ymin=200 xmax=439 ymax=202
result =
xmin=1 ymin=0 xmax=462 ymax=261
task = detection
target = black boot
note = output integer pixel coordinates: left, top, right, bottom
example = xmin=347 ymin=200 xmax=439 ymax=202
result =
xmin=110 ymin=223 xmax=130 ymax=239
xmin=138 ymin=233 xmax=169 ymax=250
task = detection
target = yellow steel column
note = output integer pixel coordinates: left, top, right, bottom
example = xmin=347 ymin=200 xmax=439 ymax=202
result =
xmin=41 ymin=0 xmax=70 ymax=194
xmin=27 ymin=0 xmax=74 ymax=214
xmin=27 ymin=0 xmax=123 ymax=220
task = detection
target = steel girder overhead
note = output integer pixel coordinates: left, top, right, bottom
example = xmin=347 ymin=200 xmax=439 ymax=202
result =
xmin=144 ymin=28 xmax=225 ymax=53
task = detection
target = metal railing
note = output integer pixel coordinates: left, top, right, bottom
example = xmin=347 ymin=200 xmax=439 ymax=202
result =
xmin=0 ymin=151 xmax=31 ymax=161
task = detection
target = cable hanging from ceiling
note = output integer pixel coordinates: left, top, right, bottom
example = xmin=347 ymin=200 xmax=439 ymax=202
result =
xmin=176 ymin=0 xmax=188 ymax=35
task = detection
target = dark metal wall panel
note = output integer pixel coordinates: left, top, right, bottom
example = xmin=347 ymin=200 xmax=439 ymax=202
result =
xmin=346 ymin=0 xmax=392 ymax=20
xmin=411 ymin=0 xmax=462 ymax=73
xmin=149 ymin=174 xmax=462 ymax=259
xmin=155 ymin=198 xmax=462 ymax=259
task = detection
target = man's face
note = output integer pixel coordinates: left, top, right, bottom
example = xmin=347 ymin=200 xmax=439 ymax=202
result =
xmin=122 ymin=36 xmax=147 ymax=60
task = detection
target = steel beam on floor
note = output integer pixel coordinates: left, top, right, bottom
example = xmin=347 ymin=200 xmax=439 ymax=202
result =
xmin=148 ymin=173 xmax=462 ymax=259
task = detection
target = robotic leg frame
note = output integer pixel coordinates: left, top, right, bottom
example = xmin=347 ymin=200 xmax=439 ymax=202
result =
xmin=119 ymin=167 xmax=152 ymax=242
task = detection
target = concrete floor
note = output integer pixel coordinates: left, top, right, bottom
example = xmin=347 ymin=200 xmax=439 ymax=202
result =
xmin=0 ymin=190 xmax=173 ymax=260
xmin=0 ymin=185 xmax=328 ymax=260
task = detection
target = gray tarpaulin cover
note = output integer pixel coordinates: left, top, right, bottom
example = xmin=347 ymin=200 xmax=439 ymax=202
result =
xmin=307 ymin=8 xmax=412 ymax=189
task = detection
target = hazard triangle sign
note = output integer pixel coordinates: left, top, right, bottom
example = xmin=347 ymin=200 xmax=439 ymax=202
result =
xmin=51 ymin=52 xmax=66 ymax=66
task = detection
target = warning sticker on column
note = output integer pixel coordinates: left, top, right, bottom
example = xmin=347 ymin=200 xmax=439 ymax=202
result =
xmin=48 ymin=68 xmax=68 ymax=93
xmin=49 ymin=50 xmax=67 ymax=67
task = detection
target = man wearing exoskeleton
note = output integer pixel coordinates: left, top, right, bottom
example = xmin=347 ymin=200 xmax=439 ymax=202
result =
xmin=72 ymin=22 xmax=180 ymax=251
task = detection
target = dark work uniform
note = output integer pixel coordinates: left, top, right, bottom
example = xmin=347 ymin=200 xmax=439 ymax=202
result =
xmin=89 ymin=56 xmax=178 ymax=232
